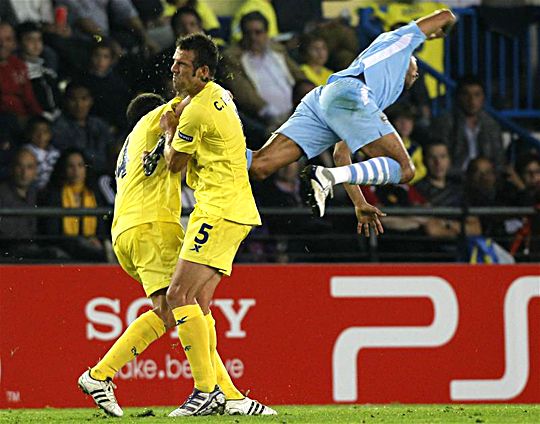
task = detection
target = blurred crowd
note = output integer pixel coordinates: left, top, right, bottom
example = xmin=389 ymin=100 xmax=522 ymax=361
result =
xmin=0 ymin=0 xmax=538 ymax=263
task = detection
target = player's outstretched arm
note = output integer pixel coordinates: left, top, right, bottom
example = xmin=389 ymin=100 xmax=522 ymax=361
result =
xmin=333 ymin=142 xmax=386 ymax=237
xmin=416 ymin=9 xmax=457 ymax=40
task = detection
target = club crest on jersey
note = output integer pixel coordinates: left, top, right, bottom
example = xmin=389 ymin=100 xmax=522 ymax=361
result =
xmin=178 ymin=131 xmax=193 ymax=142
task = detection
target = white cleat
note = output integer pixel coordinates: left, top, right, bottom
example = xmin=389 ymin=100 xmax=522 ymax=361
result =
xmin=226 ymin=397 xmax=277 ymax=415
xmin=78 ymin=370 xmax=123 ymax=417
xmin=302 ymin=165 xmax=334 ymax=217
xmin=168 ymin=386 xmax=226 ymax=416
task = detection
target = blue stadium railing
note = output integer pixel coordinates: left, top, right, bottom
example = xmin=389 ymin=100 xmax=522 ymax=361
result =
xmin=358 ymin=6 xmax=540 ymax=150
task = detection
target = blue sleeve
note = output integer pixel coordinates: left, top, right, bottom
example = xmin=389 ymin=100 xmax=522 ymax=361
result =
xmin=393 ymin=21 xmax=427 ymax=51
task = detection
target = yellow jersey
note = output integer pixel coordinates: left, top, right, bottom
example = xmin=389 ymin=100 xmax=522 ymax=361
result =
xmin=300 ymin=64 xmax=333 ymax=87
xmin=171 ymin=81 xmax=261 ymax=226
xmin=112 ymin=98 xmax=183 ymax=242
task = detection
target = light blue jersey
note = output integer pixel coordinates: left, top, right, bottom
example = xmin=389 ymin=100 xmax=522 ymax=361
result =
xmin=276 ymin=20 xmax=427 ymax=159
xmin=328 ymin=21 xmax=426 ymax=111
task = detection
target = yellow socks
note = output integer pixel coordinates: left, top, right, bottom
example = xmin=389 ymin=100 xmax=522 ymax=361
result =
xmin=173 ymin=304 xmax=216 ymax=392
xmin=91 ymin=310 xmax=165 ymax=380
xmin=205 ymin=313 xmax=244 ymax=400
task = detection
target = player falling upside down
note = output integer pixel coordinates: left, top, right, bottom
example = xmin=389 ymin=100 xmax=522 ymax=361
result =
xmin=159 ymin=33 xmax=271 ymax=417
xmin=247 ymin=9 xmax=457 ymax=235
xmin=78 ymin=91 xmax=275 ymax=417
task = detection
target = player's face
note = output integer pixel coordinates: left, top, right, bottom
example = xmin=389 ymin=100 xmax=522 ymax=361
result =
xmin=65 ymin=153 xmax=86 ymax=185
xmin=12 ymin=151 xmax=37 ymax=189
xmin=404 ymin=56 xmax=419 ymax=89
xmin=171 ymin=48 xmax=199 ymax=94
xmin=458 ymin=84 xmax=485 ymax=116
xmin=425 ymin=145 xmax=450 ymax=179
xmin=0 ymin=24 xmax=16 ymax=61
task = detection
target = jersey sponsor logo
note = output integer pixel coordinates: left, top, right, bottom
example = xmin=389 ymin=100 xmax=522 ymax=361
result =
xmin=177 ymin=131 xmax=194 ymax=142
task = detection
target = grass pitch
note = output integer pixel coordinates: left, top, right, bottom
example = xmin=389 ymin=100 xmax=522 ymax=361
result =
xmin=0 ymin=405 xmax=538 ymax=423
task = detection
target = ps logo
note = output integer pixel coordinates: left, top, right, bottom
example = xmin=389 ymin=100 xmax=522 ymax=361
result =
xmin=331 ymin=276 xmax=539 ymax=402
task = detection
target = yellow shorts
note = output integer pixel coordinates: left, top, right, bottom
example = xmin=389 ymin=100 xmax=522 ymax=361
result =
xmin=114 ymin=222 xmax=184 ymax=297
xmin=180 ymin=208 xmax=252 ymax=276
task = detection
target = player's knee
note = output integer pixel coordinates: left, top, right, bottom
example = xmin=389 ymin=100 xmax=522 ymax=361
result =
xmin=166 ymin=285 xmax=188 ymax=308
xmin=400 ymin=162 xmax=416 ymax=183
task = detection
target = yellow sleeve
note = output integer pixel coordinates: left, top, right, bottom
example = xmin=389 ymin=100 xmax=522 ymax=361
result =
xmin=171 ymin=104 xmax=205 ymax=155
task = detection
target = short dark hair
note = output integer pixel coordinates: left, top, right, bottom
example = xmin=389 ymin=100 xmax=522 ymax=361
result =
xmin=176 ymin=33 xmax=219 ymax=77
xmin=16 ymin=21 xmax=42 ymax=41
xmin=90 ymin=39 xmax=114 ymax=55
xmin=386 ymin=102 xmax=416 ymax=122
xmin=456 ymin=74 xmax=485 ymax=95
xmin=126 ymin=93 xmax=166 ymax=130
xmin=423 ymin=140 xmax=448 ymax=157
xmin=26 ymin=115 xmax=51 ymax=132
xmin=64 ymin=81 xmax=92 ymax=99
xmin=171 ymin=6 xmax=202 ymax=32
xmin=240 ymin=11 xmax=269 ymax=34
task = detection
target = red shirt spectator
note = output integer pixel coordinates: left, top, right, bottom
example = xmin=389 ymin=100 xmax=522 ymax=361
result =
xmin=0 ymin=22 xmax=42 ymax=118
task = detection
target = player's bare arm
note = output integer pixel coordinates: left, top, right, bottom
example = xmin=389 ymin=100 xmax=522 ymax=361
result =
xmin=333 ymin=142 xmax=386 ymax=236
xmin=416 ymin=9 xmax=457 ymax=39
xmin=161 ymin=110 xmax=191 ymax=173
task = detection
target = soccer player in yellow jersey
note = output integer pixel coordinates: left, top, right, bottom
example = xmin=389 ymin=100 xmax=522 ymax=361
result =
xmin=78 ymin=92 xmax=274 ymax=416
xmin=158 ymin=33 xmax=270 ymax=417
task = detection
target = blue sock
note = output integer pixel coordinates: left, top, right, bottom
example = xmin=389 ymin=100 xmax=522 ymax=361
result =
xmin=327 ymin=157 xmax=402 ymax=185
xmin=246 ymin=148 xmax=253 ymax=170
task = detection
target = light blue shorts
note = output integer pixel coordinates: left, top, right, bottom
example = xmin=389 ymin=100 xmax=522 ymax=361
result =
xmin=276 ymin=77 xmax=395 ymax=159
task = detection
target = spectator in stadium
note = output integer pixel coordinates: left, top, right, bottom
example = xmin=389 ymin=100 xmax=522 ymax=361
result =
xmin=386 ymin=103 xmax=427 ymax=184
xmin=311 ymin=18 xmax=359 ymax=71
xmin=231 ymin=0 xmax=279 ymax=42
xmin=52 ymin=82 xmax=113 ymax=174
xmin=464 ymin=157 xmax=503 ymax=236
xmin=416 ymin=141 xmax=481 ymax=237
xmin=0 ymin=22 xmax=42 ymax=126
xmin=430 ymin=75 xmax=504 ymax=177
xmin=222 ymin=12 xmax=305 ymax=130
xmin=22 ymin=116 xmax=60 ymax=190
xmin=0 ymin=148 xmax=67 ymax=260
xmin=298 ymin=33 xmax=333 ymax=87
xmin=39 ymin=147 xmax=107 ymax=262
xmin=163 ymin=0 xmax=220 ymax=39
xmin=292 ymin=79 xmax=316 ymax=109
xmin=16 ymin=21 xmax=60 ymax=121
xmin=57 ymin=0 xmax=159 ymax=55
xmin=0 ymin=148 xmax=38 ymax=255
xmin=145 ymin=6 xmax=204 ymax=97
xmin=82 ymin=40 xmax=132 ymax=132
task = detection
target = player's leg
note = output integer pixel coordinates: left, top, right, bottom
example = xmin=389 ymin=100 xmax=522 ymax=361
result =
xmin=248 ymin=87 xmax=340 ymax=180
xmin=249 ymin=133 xmax=303 ymax=180
xmin=303 ymin=78 xmax=415 ymax=215
xmin=79 ymin=223 xmax=183 ymax=417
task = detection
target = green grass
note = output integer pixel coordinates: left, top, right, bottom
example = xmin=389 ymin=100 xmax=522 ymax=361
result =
xmin=0 ymin=405 xmax=538 ymax=423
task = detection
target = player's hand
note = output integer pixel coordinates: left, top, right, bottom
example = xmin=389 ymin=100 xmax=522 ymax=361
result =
xmin=355 ymin=203 xmax=386 ymax=237
xmin=160 ymin=110 xmax=179 ymax=135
